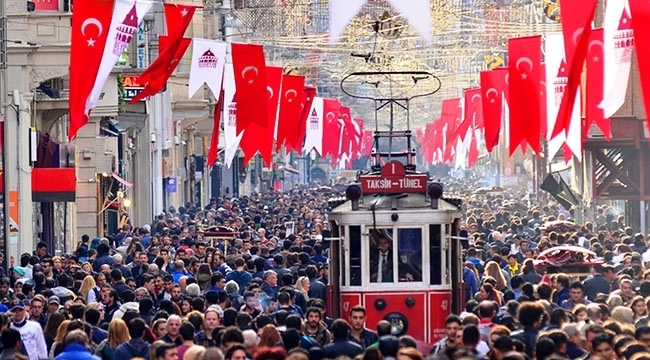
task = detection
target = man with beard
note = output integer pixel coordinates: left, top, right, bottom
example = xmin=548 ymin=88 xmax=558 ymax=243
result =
xmin=241 ymin=291 xmax=262 ymax=318
xmin=29 ymin=295 xmax=48 ymax=328
xmin=304 ymin=307 xmax=331 ymax=347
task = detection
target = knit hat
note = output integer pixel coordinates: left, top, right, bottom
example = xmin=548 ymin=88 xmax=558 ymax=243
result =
xmin=12 ymin=267 xmax=26 ymax=277
xmin=225 ymin=280 xmax=239 ymax=296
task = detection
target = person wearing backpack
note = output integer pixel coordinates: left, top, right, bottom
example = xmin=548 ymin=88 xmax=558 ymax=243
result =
xmin=114 ymin=318 xmax=150 ymax=359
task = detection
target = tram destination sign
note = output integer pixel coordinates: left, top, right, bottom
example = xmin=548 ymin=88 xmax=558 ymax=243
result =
xmin=359 ymin=161 xmax=428 ymax=194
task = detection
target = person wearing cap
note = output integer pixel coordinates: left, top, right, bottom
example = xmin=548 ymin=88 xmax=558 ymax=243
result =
xmin=47 ymin=295 xmax=61 ymax=315
xmin=9 ymin=299 xmax=47 ymax=359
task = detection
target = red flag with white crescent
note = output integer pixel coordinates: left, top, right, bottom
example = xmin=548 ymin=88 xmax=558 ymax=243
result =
xmin=231 ymin=43 xmax=269 ymax=132
xmin=321 ymin=98 xmax=342 ymax=159
xmin=585 ymin=28 xmax=610 ymax=140
xmin=276 ymin=75 xmax=305 ymax=151
xmin=441 ymin=98 xmax=462 ymax=164
xmin=361 ymin=129 xmax=374 ymax=156
xmin=480 ymin=68 xmax=507 ymax=152
xmin=508 ymin=35 xmax=542 ymax=155
xmin=238 ymin=66 xmax=282 ymax=166
xmin=131 ymin=3 xmax=199 ymax=103
xmin=464 ymin=87 xmax=484 ymax=129
xmin=69 ymin=0 xmax=115 ymax=139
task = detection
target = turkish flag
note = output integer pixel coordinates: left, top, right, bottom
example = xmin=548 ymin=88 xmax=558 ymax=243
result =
xmin=322 ymin=99 xmax=342 ymax=158
xmin=585 ymin=28 xmax=610 ymax=140
xmin=130 ymin=3 xmax=199 ymax=103
xmin=468 ymin=129 xmax=479 ymax=168
xmin=552 ymin=0 xmax=597 ymax=138
xmin=338 ymin=106 xmax=353 ymax=160
xmin=361 ymin=129 xmax=374 ymax=156
xmin=291 ymin=86 xmax=317 ymax=152
xmin=130 ymin=36 xmax=191 ymax=103
xmin=508 ymin=35 xmax=542 ymax=155
xmin=68 ymin=0 xmax=115 ymax=139
xmin=441 ymin=98 xmax=462 ymax=163
xmin=480 ymin=68 xmax=507 ymax=152
xmin=232 ymin=43 xmax=269 ymax=132
xmin=629 ymin=0 xmax=650 ymax=136
xmin=276 ymin=75 xmax=305 ymax=150
xmin=351 ymin=118 xmax=364 ymax=159
xmin=464 ymin=88 xmax=484 ymax=129
xmin=206 ymin=81 xmax=224 ymax=167
xmin=239 ymin=66 xmax=282 ymax=166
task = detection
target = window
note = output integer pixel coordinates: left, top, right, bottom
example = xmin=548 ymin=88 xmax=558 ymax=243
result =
xmin=349 ymin=226 xmax=362 ymax=286
xmin=430 ymin=225 xmax=442 ymax=285
xmin=340 ymin=226 xmax=346 ymax=286
xmin=369 ymin=228 xmax=394 ymax=283
xmin=397 ymin=228 xmax=423 ymax=282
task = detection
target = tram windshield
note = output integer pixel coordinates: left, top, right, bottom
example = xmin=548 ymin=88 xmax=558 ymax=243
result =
xmin=369 ymin=228 xmax=423 ymax=283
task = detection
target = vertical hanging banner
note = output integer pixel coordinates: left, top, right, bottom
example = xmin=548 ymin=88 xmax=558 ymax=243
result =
xmin=223 ymin=64 xmax=241 ymax=168
xmin=508 ymin=35 xmax=542 ymax=155
xmin=480 ymin=68 xmax=507 ymax=152
xmin=321 ymin=98 xmax=342 ymax=159
xmin=231 ymin=43 xmax=269 ymax=133
xmin=628 ymin=0 xmax=650 ymax=135
xmin=292 ymin=86 xmax=317 ymax=152
xmin=88 ymin=0 xmax=154 ymax=112
xmin=188 ymin=39 xmax=228 ymax=99
xmin=303 ymin=97 xmax=324 ymax=155
xmin=68 ymin=0 xmax=115 ymax=140
xmin=276 ymin=75 xmax=306 ymax=151
xmin=601 ymin=0 xmax=634 ymax=118
xmin=585 ymin=28 xmax=611 ymax=140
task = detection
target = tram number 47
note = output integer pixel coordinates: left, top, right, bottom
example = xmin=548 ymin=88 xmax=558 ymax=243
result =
xmin=440 ymin=300 xmax=448 ymax=311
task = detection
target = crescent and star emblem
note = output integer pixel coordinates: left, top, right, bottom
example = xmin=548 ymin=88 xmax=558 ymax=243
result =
xmin=505 ymin=72 xmax=510 ymax=85
xmin=589 ymin=40 xmax=604 ymax=62
xmin=573 ymin=29 xmax=584 ymax=46
xmin=471 ymin=93 xmax=481 ymax=105
xmin=485 ymin=88 xmax=498 ymax=101
xmin=284 ymin=89 xmax=298 ymax=102
xmin=515 ymin=57 xmax=534 ymax=79
xmin=81 ymin=18 xmax=103 ymax=47
xmin=326 ymin=112 xmax=336 ymax=121
xmin=241 ymin=66 xmax=259 ymax=85
xmin=267 ymin=86 xmax=274 ymax=99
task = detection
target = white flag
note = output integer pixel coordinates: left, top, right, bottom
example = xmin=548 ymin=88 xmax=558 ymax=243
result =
xmin=87 ymin=0 xmax=153 ymax=113
xmin=600 ymin=0 xmax=634 ymax=118
xmin=303 ymin=97 xmax=324 ymax=155
xmin=223 ymin=63 xmax=242 ymax=168
xmin=545 ymin=33 xmax=583 ymax=162
xmin=188 ymin=38 xmax=228 ymax=98
xmin=329 ymin=0 xmax=432 ymax=43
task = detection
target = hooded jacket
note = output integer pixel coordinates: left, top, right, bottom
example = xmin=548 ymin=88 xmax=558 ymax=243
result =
xmin=111 ymin=301 xmax=140 ymax=320
xmin=114 ymin=338 xmax=151 ymax=360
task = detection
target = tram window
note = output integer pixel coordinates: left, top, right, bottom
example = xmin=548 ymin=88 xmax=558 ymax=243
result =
xmin=430 ymin=224 xmax=442 ymax=285
xmin=397 ymin=228 xmax=423 ymax=282
xmin=349 ymin=225 xmax=362 ymax=286
xmin=369 ymin=228 xmax=395 ymax=283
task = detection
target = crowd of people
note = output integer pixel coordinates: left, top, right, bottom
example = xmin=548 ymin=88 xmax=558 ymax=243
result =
xmin=0 ymin=181 xmax=648 ymax=360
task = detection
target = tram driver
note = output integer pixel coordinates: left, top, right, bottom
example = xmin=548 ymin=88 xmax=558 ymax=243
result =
xmin=369 ymin=229 xmax=421 ymax=282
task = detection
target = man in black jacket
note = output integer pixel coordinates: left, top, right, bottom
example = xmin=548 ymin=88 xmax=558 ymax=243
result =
xmin=323 ymin=319 xmax=363 ymax=358
xmin=349 ymin=305 xmax=379 ymax=349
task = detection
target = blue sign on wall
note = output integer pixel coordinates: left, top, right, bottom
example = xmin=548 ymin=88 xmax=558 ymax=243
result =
xmin=166 ymin=177 xmax=177 ymax=193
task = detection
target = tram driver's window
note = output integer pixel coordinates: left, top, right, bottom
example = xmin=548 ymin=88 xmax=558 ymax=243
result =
xmin=369 ymin=228 xmax=394 ymax=283
xmin=397 ymin=228 xmax=423 ymax=282
xmin=430 ymin=224 xmax=442 ymax=285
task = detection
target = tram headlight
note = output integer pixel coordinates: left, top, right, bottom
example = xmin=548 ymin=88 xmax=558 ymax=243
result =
xmin=427 ymin=182 xmax=444 ymax=209
xmin=384 ymin=312 xmax=409 ymax=336
xmin=346 ymin=184 xmax=362 ymax=211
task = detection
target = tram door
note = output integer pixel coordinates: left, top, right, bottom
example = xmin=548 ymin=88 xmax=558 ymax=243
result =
xmin=449 ymin=218 xmax=464 ymax=314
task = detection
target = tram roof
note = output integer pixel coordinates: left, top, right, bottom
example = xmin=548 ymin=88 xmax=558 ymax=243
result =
xmin=328 ymin=193 xmax=462 ymax=214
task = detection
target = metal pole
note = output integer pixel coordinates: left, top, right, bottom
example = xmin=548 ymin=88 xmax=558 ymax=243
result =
xmin=0 ymin=2 xmax=7 ymax=275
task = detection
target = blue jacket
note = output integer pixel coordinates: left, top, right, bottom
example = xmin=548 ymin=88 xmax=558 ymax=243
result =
xmin=55 ymin=343 xmax=100 ymax=360
xmin=114 ymin=339 xmax=151 ymax=360
xmin=463 ymin=267 xmax=479 ymax=302
xmin=226 ymin=270 xmax=253 ymax=295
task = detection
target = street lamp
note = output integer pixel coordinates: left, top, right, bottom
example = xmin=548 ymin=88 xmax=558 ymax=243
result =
xmin=122 ymin=198 xmax=132 ymax=208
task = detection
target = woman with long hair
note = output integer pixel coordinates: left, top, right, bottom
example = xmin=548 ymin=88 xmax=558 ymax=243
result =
xmin=43 ymin=312 xmax=65 ymax=352
xmin=49 ymin=320 xmax=71 ymax=359
xmin=479 ymin=283 xmax=503 ymax=306
xmin=520 ymin=259 xmax=542 ymax=284
xmin=258 ymin=324 xmax=282 ymax=348
xmin=95 ymin=318 xmax=130 ymax=360
xmin=79 ymin=275 xmax=97 ymax=304
xmin=483 ymin=262 xmax=509 ymax=292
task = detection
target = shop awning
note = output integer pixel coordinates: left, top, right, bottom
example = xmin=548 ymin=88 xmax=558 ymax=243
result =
xmin=32 ymin=168 xmax=76 ymax=202
xmin=112 ymin=172 xmax=133 ymax=188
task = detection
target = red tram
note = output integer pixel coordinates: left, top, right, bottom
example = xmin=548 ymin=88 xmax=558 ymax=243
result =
xmin=326 ymin=157 xmax=465 ymax=343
